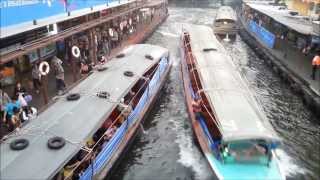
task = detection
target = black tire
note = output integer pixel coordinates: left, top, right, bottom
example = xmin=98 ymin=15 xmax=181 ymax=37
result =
xmin=97 ymin=67 xmax=108 ymax=72
xmin=116 ymin=53 xmax=125 ymax=58
xmin=48 ymin=137 xmax=66 ymax=150
xmin=124 ymin=71 xmax=134 ymax=77
xmin=66 ymin=93 xmax=80 ymax=101
xmin=10 ymin=139 xmax=29 ymax=150
xmin=145 ymin=54 xmax=154 ymax=60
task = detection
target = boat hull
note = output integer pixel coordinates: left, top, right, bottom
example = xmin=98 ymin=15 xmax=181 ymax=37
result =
xmin=96 ymin=57 xmax=173 ymax=179
xmin=179 ymin=36 xmax=285 ymax=180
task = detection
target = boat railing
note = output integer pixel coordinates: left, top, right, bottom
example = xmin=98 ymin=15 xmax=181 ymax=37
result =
xmin=182 ymin=33 xmax=223 ymax=132
xmin=63 ymin=56 xmax=168 ymax=180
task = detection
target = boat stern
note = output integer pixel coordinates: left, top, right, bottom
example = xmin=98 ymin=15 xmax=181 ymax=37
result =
xmin=206 ymin=153 xmax=285 ymax=180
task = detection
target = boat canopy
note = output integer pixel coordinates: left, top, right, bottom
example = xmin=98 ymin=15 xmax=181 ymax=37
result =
xmin=215 ymin=6 xmax=237 ymax=22
xmin=0 ymin=44 xmax=169 ymax=180
xmin=183 ymin=24 xmax=281 ymax=144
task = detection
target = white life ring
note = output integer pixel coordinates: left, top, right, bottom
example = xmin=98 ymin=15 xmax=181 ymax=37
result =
xmin=129 ymin=18 xmax=132 ymax=25
xmin=120 ymin=22 xmax=124 ymax=31
xmin=109 ymin=28 xmax=114 ymax=37
xmin=72 ymin=46 xmax=80 ymax=58
xmin=39 ymin=61 xmax=50 ymax=76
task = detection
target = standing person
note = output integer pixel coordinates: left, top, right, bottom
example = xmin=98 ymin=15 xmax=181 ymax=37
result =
xmin=52 ymin=56 xmax=66 ymax=95
xmin=192 ymin=97 xmax=202 ymax=120
xmin=1 ymin=84 xmax=11 ymax=121
xmin=13 ymin=82 xmax=27 ymax=99
xmin=311 ymin=52 xmax=320 ymax=80
xmin=32 ymin=63 xmax=42 ymax=94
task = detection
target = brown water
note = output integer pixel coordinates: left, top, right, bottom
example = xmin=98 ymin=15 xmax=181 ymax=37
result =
xmin=110 ymin=1 xmax=320 ymax=179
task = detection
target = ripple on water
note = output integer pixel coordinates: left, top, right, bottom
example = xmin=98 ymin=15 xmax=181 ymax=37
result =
xmin=112 ymin=4 xmax=319 ymax=180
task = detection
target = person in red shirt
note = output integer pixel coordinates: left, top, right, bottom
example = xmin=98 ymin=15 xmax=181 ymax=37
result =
xmin=311 ymin=52 xmax=320 ymax=80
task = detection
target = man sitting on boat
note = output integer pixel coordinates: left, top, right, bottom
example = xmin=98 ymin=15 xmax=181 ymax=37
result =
xmin=117 ymin=98 xmax=133 ymax=123
xmin=192 ymin=97 xmax=202 ymax=120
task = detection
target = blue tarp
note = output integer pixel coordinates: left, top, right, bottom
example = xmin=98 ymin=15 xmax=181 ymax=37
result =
xmin=248 ymin=20 xmax=276 ymax=49
xmin=80 ymin=57 xmax=168 ymax=180
xmin=0 ymin=0 xmax=115 ymax=28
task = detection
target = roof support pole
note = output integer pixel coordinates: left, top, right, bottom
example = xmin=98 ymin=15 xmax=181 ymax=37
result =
xmin=37 ymin=49 xmax=49 ymax=105
xmin=88 ymin=29 xmax=98 ymax=65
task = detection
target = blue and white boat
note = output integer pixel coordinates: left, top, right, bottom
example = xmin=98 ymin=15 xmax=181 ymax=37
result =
xmin=180 ymin=24 xmax=285 ymax=180
xmin=0 ymin=44 xmax=171 ymax=180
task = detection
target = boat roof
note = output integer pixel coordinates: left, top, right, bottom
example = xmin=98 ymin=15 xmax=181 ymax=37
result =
xmin=1 ymin=0 xmax=134 ymax=39
xmin=245 ymin=2 xmax=319 ymax=36
xmin=183 ymin=24 xmax=281 ymax=143
xmin=0 ymin=44 xmax=169 ymax=179
xmin=215 ymin=6 xmax=237 ymax=22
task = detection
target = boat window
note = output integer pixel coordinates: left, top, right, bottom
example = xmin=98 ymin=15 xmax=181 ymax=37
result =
xmin=221 ymin=140 xmax=270 ymax=165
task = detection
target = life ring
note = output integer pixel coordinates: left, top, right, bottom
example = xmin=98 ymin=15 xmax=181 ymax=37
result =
xmin=10 ymin=139 xmax=29 ymax=150
xmin=72 ymin=46 xmax=80 ymax=58
xmin=66 ymin=93 xmax=80 ymax=101
xmin=124 ymin=71 xmax=134 ymax=77
xmin=48 ymin=137 xmax=66 ymax=150
xmin=39 ymin=61 xmax=50 ymax=76
xmin=109 ymin=28 xmax=114 ymax=37
xmin=120 ymin=22 xmax=124 ymax=31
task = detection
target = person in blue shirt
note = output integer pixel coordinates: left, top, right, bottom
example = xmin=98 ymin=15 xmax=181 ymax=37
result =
xmin=2 ymin=96 xmax=20 ymax=131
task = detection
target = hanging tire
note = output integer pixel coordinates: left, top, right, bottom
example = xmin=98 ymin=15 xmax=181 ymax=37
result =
xmin=10 ymin=139 xmax=29 ymax=150
xmin=66 ymin=93 xmax=80 ymax=101
xmin=48 ymin=137 xmax=65 ymax=150
xmin=124 ymin=71 xmax=134 ymax=77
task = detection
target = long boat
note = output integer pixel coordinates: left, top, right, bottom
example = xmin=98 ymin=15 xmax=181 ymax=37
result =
xmin=180 ymin=24 xmax=285 ymax=180
xmin=214 ymin=6 xmax=238 ymax=40
xmin=0 ymin=44 xmax=171 ymax=180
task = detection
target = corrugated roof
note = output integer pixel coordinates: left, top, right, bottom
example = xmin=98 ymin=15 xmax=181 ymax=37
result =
xmin=246 ymin=3 xmax=319 ymax=36
xmin=0 ymin=44 xmax=169 ymax=180
xmin=184 ymin=24 xmax=281 ymax=143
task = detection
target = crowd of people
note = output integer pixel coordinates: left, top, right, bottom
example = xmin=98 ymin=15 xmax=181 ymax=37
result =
xmin=1 ymin=82 xmax=37 ymax=134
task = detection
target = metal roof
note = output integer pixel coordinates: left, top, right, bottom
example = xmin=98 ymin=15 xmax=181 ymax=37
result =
xmin=215 ymin=6 xmax=237 ymax=22
xmin=0 ymin=0 xmax=134 ymax=39
xmin=0 ymin=44 xmax=169 ymax=180
xmin=246 ymin=3 xmax=319 ymax=36
xmin=184 ymin=24 xmax=281 ymax=143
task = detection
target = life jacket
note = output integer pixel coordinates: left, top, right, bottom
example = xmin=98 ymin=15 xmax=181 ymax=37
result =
xmin=312 ymin=55 xmax=320 ymax=66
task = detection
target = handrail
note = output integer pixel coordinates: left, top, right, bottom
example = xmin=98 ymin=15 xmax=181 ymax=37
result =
xmin=0 ymin=0 xmax=166 ymax=64
xmin=63 ymin=58 xmax=165 ymax=180
xmin=182 ymin=32 xmax=223 ymax=132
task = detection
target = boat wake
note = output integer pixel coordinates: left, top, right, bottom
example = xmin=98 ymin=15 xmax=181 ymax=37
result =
xmin=275 ymin=149 xmax=308 ymax=178
xmin=171 ymin=118 xmax=213 ymax=180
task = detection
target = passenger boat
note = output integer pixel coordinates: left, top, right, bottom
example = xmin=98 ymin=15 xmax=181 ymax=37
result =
xmin=213 ymin=6 xmax=238 ymax=41
xmin=180 ymin=24 xmax=285 ymax=180
xmin=0 ymin=44 xmax=171 ymax=180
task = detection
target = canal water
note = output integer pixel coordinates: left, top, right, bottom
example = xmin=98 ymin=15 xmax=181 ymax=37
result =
xmin=111 ymin=1 xmax=320 ymax=180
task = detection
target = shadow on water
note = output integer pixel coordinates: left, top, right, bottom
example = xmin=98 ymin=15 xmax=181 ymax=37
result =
xmin=110 ymin=1 xmax=319 ymax=180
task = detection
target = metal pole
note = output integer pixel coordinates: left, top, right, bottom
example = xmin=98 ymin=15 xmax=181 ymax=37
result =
xmin=37 ymin=49 xmax=49 ymax=105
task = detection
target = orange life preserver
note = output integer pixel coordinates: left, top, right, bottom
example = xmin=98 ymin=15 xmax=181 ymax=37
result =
xmin=312 ymin=55 xmax=320 ymax=66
